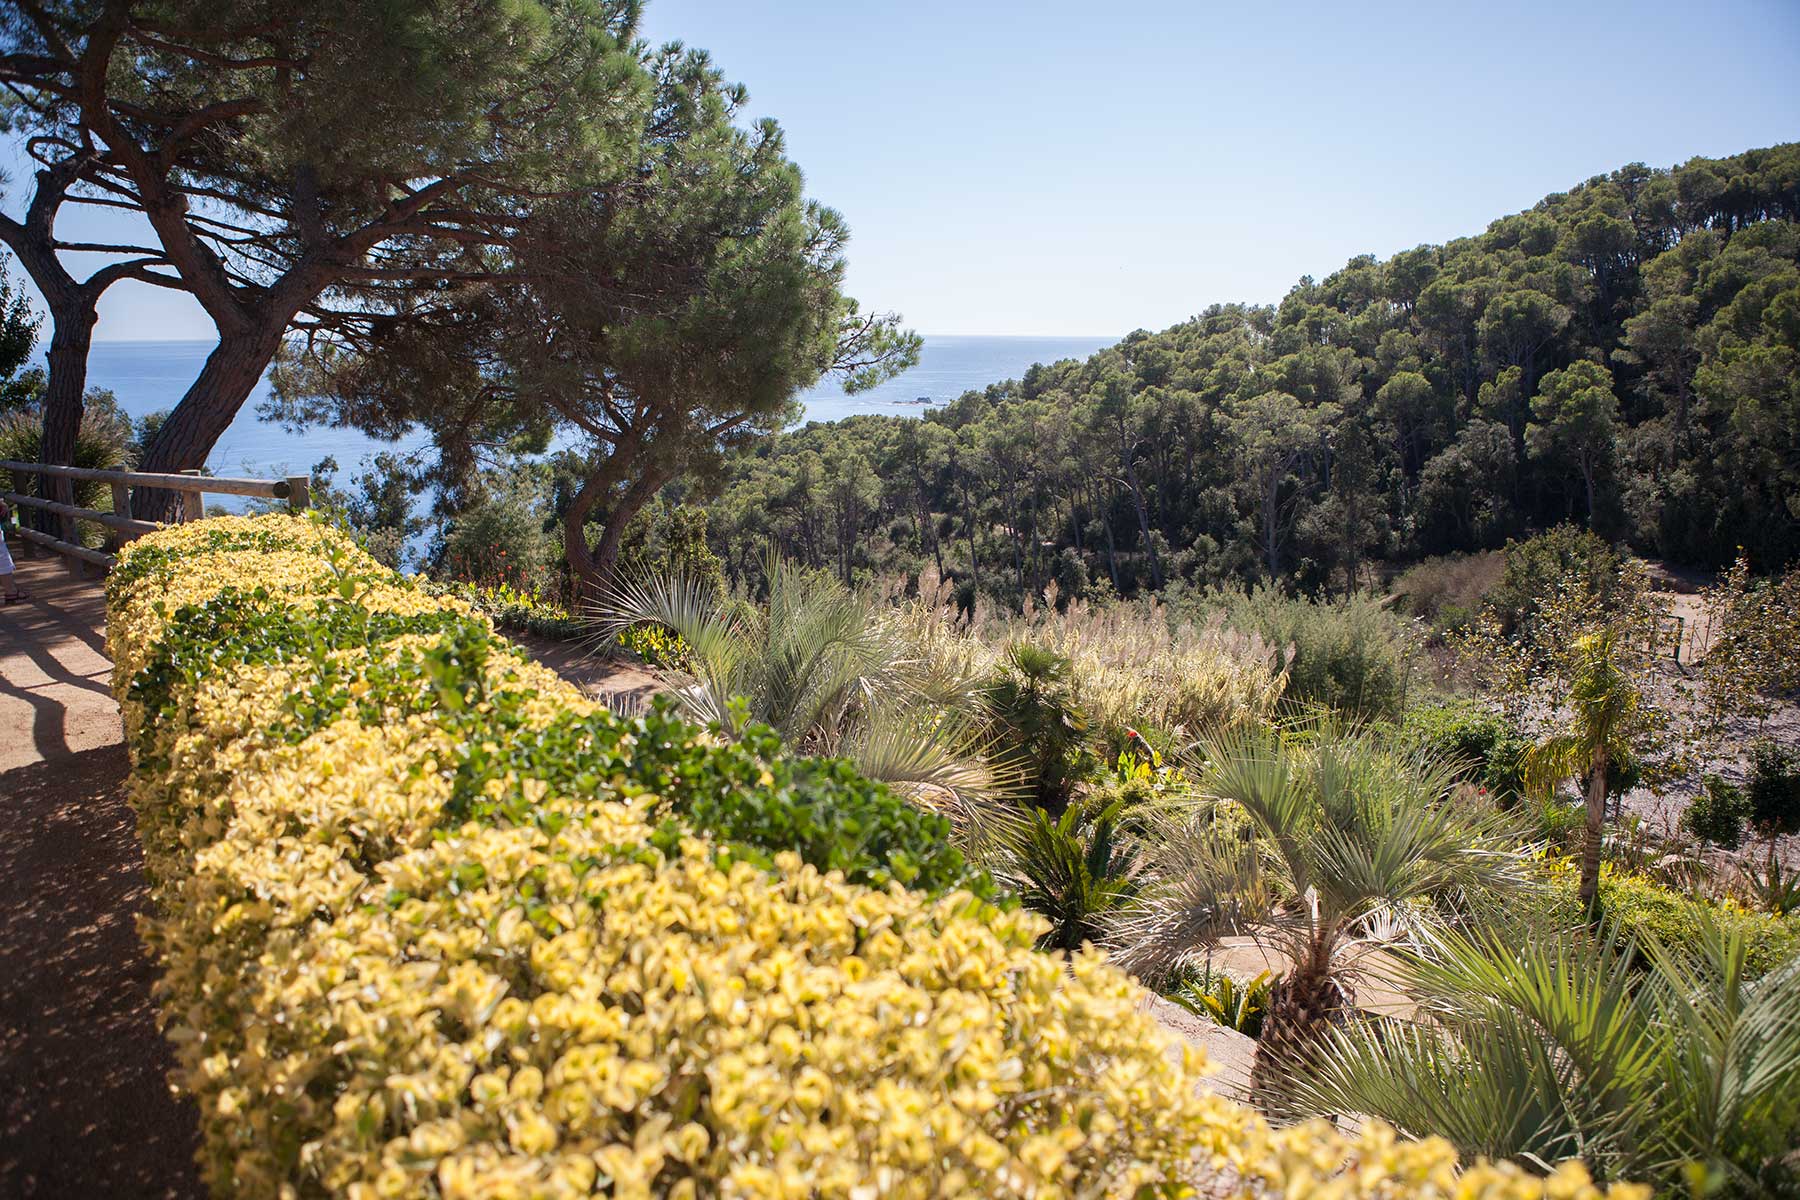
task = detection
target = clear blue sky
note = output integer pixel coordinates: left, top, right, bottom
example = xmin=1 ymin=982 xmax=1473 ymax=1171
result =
xmin=8 ymin=0 xmax=1799 ymax=340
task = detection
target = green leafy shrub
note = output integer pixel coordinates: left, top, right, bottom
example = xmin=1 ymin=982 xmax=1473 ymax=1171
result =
xmin=1486 ymin=526 xmax=1622 ymax=636
xmin=1748 ymin=739 xmax=1800 ymax=838
xmin=646 ymin=716 xmax=995 ymax=899
xmin=1680 ymin=776 xmax=1753 ymax=849
xmin=434 ymin=465 xmax=563 ymax=594
xmin=1593 ymin=868 xmax=1800 ymax=977
xmin=1205 ymin=587 xmax=1416 ymax=720
xmin=1401 ymin=701 xmax=1529 ymax=807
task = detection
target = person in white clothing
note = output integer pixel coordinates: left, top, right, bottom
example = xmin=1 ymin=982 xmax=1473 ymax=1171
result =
xmin=0 ymin=497 xmax=25 ymax=603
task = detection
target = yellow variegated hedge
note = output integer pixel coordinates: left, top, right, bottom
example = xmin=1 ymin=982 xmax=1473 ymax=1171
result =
xmin=107 ymin=515 xmax=1642 ymax=1200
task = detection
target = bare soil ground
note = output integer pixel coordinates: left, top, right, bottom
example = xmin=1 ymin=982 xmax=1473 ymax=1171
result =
xmin=1618 ymin=567 xmax=1800 ymax=863
xmin=510 ymin=632 xmax=663 ymax=712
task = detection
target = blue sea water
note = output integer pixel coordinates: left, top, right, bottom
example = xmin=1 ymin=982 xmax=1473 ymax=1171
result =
xmin=81 ymin=333 xmax=1118 ymax=480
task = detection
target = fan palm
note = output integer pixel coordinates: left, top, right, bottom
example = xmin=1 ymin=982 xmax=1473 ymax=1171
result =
xmin=1106 ymin=722 xmax=1522 ymax=1114
xmin=1292 ymin=920 xmax=1800 ymax=1193
xmin=1521 ymin=627 xmax=1641 ymax=915
xmin=587 ymin=555 xmax=1005 ymax=820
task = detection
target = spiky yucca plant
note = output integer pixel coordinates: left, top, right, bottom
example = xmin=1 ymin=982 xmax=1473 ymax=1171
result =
xmin=1106 ymin=723 xmax=1522 ymax=1114
xmin=1292 ymin=921 xmax=1800 ymax=1194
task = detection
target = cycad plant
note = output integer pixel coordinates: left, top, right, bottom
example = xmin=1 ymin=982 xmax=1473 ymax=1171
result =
xmin=1107 ymin=723 xmax=1521 ymax=1114
xmin=1008 ymin=794 xmax=1142 ymax=951
xmin=588 ymin=556 xmax=1004 ymax=820
xmin=1291 ymin=921 xmax=1800 ymax=1194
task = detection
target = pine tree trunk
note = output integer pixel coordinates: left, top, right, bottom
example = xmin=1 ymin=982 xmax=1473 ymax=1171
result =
xmin=38 ymin=307 xmax=96 ymax=467
xmin=33 ymin=306 xmax=97 ymax=534
xmin=134 ymin=328 xmax=287 ymax=519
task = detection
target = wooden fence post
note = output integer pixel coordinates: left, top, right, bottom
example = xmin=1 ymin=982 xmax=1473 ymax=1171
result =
xmin=179 ymin=469 xmax=204 ymax=524
xmin=109 ymin=481 xmax=131 ymax=552
xmin=285 ymin=474 xmax=311 ymax=513
xmin=52 ymin=474 xmax=80 ymax=575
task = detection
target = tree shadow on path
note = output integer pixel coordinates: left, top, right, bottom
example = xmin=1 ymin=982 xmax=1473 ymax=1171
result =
xmin=0 ymin=744 xmax=203 ymax=1199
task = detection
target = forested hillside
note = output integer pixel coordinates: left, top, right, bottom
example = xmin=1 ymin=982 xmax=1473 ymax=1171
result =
xmin=703 ymin=145 xmax=1800 ymax=600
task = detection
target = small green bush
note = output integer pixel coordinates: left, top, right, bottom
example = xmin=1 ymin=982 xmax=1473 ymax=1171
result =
xmin=1600 ymin=870 xmax=1800 ymax=977
xmin=1748 ymin=739 xmax=1800 ymax=838
xmin=1681 ymin=775 xmax=1753 ymax=849
xmin=1401 ymin=700 xmax=1528 ymax=807
xmin=1207 ymin=587 xmax=1416 ymax=721
xmin=1486 ymin=526 xmax=1622 ymax=636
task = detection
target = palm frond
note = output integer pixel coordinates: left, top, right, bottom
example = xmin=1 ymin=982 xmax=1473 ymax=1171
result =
xmin=1104 ymin=812 xmax=1275 ymax=985
xmin=1290 ymin=925 xmax=1776 ymax=1186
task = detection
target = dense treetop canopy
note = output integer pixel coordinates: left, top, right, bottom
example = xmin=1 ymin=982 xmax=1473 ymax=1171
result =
xmin=703 ymin=144 xmax=1800 ymax=599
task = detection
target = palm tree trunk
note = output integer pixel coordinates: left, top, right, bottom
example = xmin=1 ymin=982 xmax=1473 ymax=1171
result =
xmin=1578 ymin=756 xmax=1609 ymax=916
xmin=1250 ymin=938 xmax=1344 ymax=1117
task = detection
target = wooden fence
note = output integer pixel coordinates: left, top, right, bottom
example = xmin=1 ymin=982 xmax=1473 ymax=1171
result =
xmin=1 ymin=461 xmax=309 ymax=572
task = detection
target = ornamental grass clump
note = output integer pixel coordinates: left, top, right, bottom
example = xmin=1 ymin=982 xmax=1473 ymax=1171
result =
xmin=108 ymin=514 xmax=1645 ymax=1200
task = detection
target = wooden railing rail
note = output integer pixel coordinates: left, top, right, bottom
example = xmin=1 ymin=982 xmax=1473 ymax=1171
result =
xmin=0 ymin=460 xmax=310 ymax=574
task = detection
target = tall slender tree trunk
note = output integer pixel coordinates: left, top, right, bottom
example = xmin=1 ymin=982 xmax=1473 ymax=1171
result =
xmin=957 ymin=476 xmax=981 ymax=594
xmin=1099 ymin=486 xmax=1121 ymax=593
xmin=1122 ymin=456 xmax=1162 ymax=588
xmin=1578 ymin=755 xmax=1609 ymax=915
xmin=1262 ymin=471 xmax=1283 ymax=579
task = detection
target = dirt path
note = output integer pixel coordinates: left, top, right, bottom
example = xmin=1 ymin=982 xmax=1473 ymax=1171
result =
xmin=0 ymin=556 xmax=204 ymax=1199
xmin=509 ymin=631 xmax=663 ymax=711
